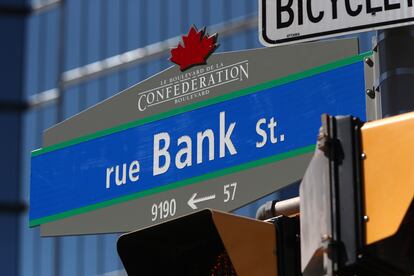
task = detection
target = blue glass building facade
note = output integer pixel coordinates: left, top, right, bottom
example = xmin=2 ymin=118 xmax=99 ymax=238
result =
xmin=0 ymin=0 xmax=373 ymax=275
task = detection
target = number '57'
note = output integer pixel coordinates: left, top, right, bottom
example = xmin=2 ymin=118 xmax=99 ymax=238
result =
xmin=224 ymin=182 xmax=237 ymax=203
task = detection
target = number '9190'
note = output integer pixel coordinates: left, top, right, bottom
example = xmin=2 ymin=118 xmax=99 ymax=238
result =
xmin=151 ymin=199 xmax=177 ymax=222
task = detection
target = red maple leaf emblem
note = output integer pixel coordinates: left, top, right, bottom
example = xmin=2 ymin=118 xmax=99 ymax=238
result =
xmin=170 ymin=26 xmax=218 ymax=71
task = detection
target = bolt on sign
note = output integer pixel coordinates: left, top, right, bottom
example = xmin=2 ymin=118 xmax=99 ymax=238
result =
xmin=30 ymin=26 xmax=366 ymax=236
xmin=259 ymin=0 xmax=414 ymax=46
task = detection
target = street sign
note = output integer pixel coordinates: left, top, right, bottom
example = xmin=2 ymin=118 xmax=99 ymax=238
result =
xmin=30 ymin=39 xmax=364 ymax=236
xmin=259 ymin=0 xmax=414 ymax=46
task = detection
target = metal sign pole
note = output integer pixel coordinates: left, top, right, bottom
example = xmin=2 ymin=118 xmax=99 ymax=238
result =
xmin=377 ymin=26 xmax=414 ymax=118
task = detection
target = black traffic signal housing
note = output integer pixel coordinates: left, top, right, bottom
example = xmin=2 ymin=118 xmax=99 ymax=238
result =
xmin=117 ymin=209 xmax=300 ymax=276
xmin=300 ymin=113 xmax=414 ymax=276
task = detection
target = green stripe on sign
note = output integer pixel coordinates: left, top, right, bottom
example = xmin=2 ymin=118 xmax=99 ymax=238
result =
xmin=29 ymin=144 xmax=316 ymax=227
xmin=31 ymin=52 xmax=371 ymax=157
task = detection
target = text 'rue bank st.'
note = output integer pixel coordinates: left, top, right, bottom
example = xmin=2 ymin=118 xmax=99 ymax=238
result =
xmin=105 ymin=111 xmax=285 ymax=189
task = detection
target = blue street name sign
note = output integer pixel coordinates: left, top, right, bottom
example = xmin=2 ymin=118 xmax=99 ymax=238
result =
xmin=30 ymin=55 xmax=366 ymax=227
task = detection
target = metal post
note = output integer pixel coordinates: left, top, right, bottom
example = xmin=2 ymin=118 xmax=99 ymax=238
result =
xmin=0 ymin=4 xmax=28 ymax=275
xmin=256 ymin=197 xmax=300 ymax=220
xmin=377 ymin=26 xmax=414 ymax=118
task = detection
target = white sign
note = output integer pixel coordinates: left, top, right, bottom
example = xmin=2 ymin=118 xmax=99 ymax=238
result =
xmin=260 ymin=0 xmax=414 ymax=46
